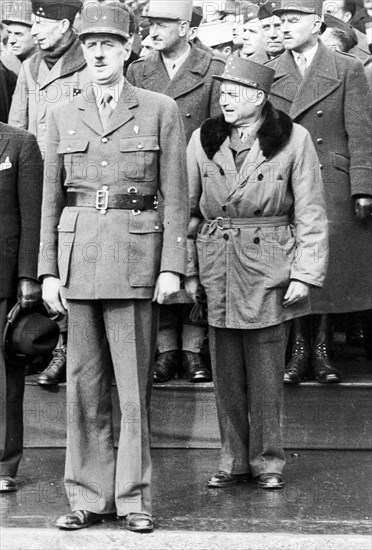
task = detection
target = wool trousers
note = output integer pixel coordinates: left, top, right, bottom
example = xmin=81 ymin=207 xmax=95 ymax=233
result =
xmin=64 ymin=299 xmax=157 ymax=516
xmin=0 ymin=299 xmax=25 ymax=477
xmin=209 ymin=322 xmax=290 ymax=477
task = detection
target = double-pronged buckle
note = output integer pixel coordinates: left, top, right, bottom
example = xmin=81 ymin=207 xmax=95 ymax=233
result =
xmin=96 ymin=185 xmax=109 ymax=214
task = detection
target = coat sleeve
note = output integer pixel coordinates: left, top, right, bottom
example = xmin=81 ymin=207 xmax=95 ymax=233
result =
xmin=17 ymin=132 xmax=43 ymax=280
xmin=343 ymin=57 xmax=372 ymax=196
xmin=37 ymin=107 xmax=65 ymax=280
xmin=290 ymin=126 xmax=329 ymax=288
xmin=8 ymin=62 xmax=29 ymax=130
xmin=158 ymin=98 xmax=189 ymax=275
xmin=186 ymin=130 xmax=204 ymax=277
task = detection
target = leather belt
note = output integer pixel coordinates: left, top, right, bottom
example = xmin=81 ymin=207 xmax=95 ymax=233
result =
xmin=204 ymin=215 xmax=290 ymax=234
xmin=66 ymin=188 xmax=158 ymax=215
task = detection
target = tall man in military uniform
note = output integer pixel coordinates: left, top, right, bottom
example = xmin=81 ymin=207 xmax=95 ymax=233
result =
xmin=127 ymin=0 xmax=225 ymax=384
xmin=267 ymin=0 xmax=372 ymax=383
xmin=39 ymin=1 xmax=188 ymax=532
xmin=2 ymin=0 xmax=37 ymax=73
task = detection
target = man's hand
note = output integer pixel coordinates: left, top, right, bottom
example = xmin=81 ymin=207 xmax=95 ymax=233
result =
xmin=354 ymin=197 xmax=372 ymax=221
xmin=184 ymin=276 xmax=200 ymax=303
xmin=42 ymin=276 xmax=68 ymax=316
xmin=153 ymin=272 xmax=180 ymax=304
xmin=283 ymin=281 xmax=310 ymax=307
xmin=17 ymin=278 xmax=42 ymax=309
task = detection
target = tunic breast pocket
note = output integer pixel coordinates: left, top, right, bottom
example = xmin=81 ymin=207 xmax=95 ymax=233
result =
xmin=128 ymin=215 xmax=163 ymax=287
xmin=57 ymin=139 xmax=89 ymax=184
xmin=120 ymin=136 xmax=159 ymax=181
xmin=57 ymin=209 xmax=79 ymax=286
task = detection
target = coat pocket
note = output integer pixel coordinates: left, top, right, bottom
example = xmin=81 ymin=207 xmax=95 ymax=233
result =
xmin=331 ymin=152 xmax=350 ymax=174
xmin=57 ymin=210 xmax=79 ymax=286
xmin=120 ymin=135 xmax=159 ymax=181
xmin=128 ymin=215 xmax=163 ymax=287
xmin=57 ymin=139 xmax=89 ymax=183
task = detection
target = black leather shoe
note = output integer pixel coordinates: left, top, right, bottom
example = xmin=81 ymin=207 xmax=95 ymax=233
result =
xmin=56 ymin=510 xmax=104 ymax=530
xmin=183 ymin=351 xmax=212 ymax=383
xmin=256 ymin=473 xmax=284 ymax=490
xmin=121 ymin=513 xmax=153 ymax=533
xmin=312 ymin=344 xmax=341 ymax=383
xmin=207 ymin=471 xmax=251 ymax=488
xmin=284 ymin=317 xmax=311 ymax=384
xmin=0 ymin=476 xmax=17 ymax=492
xmin=37 ymin=347 xmax=66 ymax=386
xmin=154 ymin=350 xmax=179 ymax=383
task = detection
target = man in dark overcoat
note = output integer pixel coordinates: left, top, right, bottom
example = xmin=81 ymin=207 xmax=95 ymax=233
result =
xmin=186 ymin=57 xmax=328 ymax=490
xmin=38 ymin=2 xmax=188 ymax=532
xmin=0 ymin=59 xmax=16 ymax=123
xmin=127 ymin=0 xmax=225 ymax=384
xmin=0 ymin=122 xmax=43 ymax=492
xmin=267 ymin=0 xmax=372 ymax=384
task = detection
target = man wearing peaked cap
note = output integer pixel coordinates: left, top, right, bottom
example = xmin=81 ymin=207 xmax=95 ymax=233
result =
xmin=127 ymin=0 xmax=225 ymax=386
xmin=185 ymin=56 xmax=328 ymax=490
xmin=256 ymin=1 xmax=285 ymax=60
xmin=1 ymin=0 xmax=37 ymax=68
xmin=267 ymin=0 xmax=372 ymax=386
xmin=8 ymin=0 xmax=86 ymax=388
xmin=38 ymin=0 xmax=188 ymax=533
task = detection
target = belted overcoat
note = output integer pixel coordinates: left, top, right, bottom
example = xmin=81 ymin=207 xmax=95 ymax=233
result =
xmin=267 ymin=41 xmax=372 ymax=314
xmin=187 ymin=102 xmax=328 ymax=329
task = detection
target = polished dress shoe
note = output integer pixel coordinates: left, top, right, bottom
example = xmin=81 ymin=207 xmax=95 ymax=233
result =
xmin=256 ymin=473 xmax=284 ymax=490
xmin=56 ymin=510 xmax=104 ymax=530
xmin=0 ymin=476 xmax=17 ymax=492
xmin=312 ymin=344 xmax=341 ymax=383
xmin=182 ymin=351 xmax=212 ymax=383
xmin=153 ymin=350 xmax=179 ymax=383
xmin=121 ymin=513 xmax=153 ymax=533
xmin=37 ymin=346 xmax=66 ymax=386
xmin=207 ymin=471 xmax=251 ymax=488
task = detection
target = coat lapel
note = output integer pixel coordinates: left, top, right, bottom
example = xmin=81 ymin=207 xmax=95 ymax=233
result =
xmin=0 ymin=138 xmax=9 ymax=160
xmin=228 ymin=140 xmax=266 ymax=198
xmin=39 ymin=57 xmax=63 ymax=89
xmin=213 ymin=137 xmax=237 ymax=194
xmin=141 ymin=52 xmax=171 ymax=94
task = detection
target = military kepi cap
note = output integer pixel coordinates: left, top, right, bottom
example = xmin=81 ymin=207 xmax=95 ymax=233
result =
xmin=258 ymin=1 xmax=281 ymax=20
xmin=79 ymin=2 xmax=130 ymax=41
xmin=31 ymin=0 xmax=83 ymax=22
xmin=147 ymin=0 xmax=193 ymax=22
xmin=214 ymin=55 xmax=275 ymax=95
xmin=273 ymin=0 xmax=324 ymax=17
xmin=2 ymin=0 xmax=33 ymax=26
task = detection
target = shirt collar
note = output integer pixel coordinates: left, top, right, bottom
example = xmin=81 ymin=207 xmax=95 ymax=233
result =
xmin=94 ymin=77 xmax=125 ymax=110
xmin=292 ymin=42 xmax=319 ymax=68
xmin=162 ymin=45 xmax=191 ymax=79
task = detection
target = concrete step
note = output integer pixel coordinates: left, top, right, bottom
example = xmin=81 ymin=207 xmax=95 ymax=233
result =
xmin=23 ymin=343 xmax=372 ymax=449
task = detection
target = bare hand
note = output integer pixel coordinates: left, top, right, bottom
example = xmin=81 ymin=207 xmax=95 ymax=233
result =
xmin=354 ymin=197 xmax=372 ymax=221
xmin=283 ymin=281 xmax=310 ymax=307
xmin=153 ymin=272 xmax=181 ymax=304
xmin=184 ymin=276 xmax=200 ymax=303
xmin=42 ymin=276 xmax=68 ymax=315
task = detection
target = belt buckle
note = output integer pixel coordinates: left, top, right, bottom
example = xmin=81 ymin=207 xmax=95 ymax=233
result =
xmin=96 ymin=185 xmax=109 ymax=215
xmin=216 ymin=216 xmax=224 ymax=229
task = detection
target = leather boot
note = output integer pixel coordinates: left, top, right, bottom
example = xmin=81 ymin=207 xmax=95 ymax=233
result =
xmin=284 ymin=316 xmax=312 ymax=384
xmin=311 ymin=314 xmax=341 ymax=383
xmin=37 ymin=346 xmax=67 ymax=386
xmin=153 ymin=350 xmax=179 ymax=383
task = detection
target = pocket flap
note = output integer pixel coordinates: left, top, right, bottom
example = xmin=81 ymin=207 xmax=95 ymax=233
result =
xmin=129 ymin=216 xmax=163 ymax=234
xmin=120 ymin=135 xmax=160 ymax=152
xmin=57 ymin=139 xmax=89 ymax=154
xmin=332 ymin=152 xmax=350 ymax=174
xmin=58 ymin=210 xmax=79 ymax=232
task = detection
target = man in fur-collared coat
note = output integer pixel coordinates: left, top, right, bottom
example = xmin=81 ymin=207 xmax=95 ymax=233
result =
xmin=186 ymin=57 xmax=328 ymax=491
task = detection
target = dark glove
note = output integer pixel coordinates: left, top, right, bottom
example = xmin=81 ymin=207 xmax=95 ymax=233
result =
xmin=17 ymin=278 xmax=42 ymax=309
xmin=189 ymin=285 xmax=208 ymax=326
xmin=354 ymin=197 xmax=372 ymax=221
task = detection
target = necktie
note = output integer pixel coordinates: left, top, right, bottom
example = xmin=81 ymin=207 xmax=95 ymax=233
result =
xmin=296 ymin=52 xmax=307 ymax=77
xmin=99 ymin=92 xmax=113 ymax=131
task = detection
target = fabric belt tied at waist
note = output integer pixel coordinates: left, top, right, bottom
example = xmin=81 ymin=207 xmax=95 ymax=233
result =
xmin=204 ymin=215 xmax=290 ymax=235
xmin=66 ymin=188 xmax=158 ymax=215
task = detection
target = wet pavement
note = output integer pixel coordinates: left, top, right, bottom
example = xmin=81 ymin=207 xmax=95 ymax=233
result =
xmin=1 ymin=448 xmax=371 ymax=549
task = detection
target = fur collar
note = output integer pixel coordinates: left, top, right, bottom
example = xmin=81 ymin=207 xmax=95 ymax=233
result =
xmin=200 ymin=101 xmax=293 ymax=160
